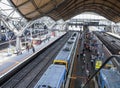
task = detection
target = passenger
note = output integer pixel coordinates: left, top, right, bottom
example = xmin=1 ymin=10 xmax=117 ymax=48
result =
xmin=81 ymin=65 xmax=84 ymax=72
xmin=101 ymin=53 xmax=104 ymax=60
xmin=26 ymin=44 xmax=29 ymax=52
xmin=85 ymin=43 xmax=90 ymax=51
xmin=91 ymin=59 xmax=94 ymax=68
xmin=86 ymin=69 xmax=90 ymax=79
xmin=77 ymin=54 xmax=79 ymax=58
xmin=86 ymin=63 xmax=89 ymax=70
xmin=84 ymin=42 xmax=87 ymax=48
xmin=31 ymin=44 xmax=35 ymax=53
xmin=83 ymin=53 xmax=86 ymax=58
xmin=80 ymin=49 xmax=84 ymax=56
xmin=96 ymin=52 xmax=100 ymax=59
xmin=83 ymin=53 xmax=86 ymax=64
xmin=17 ymin=49 xmax=22 ymax=55
xmin=80 ymin=52 xmax=85 ymax=65
xmin=80 ymin=52 xmax=84 ymax=57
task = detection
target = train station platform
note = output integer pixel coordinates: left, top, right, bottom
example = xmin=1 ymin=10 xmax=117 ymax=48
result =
xmin=69 ymin=30 xmax=115 ymax=88
xmin=0 ymin=32 xmax=66 ymax=78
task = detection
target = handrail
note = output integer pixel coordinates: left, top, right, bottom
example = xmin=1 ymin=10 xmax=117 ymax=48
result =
xmin=82 ymin=55 xmax=120 ymax=88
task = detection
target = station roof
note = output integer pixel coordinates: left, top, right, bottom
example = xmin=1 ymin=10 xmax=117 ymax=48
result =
xmin=9 ymin=0 xmax=120 ymax=22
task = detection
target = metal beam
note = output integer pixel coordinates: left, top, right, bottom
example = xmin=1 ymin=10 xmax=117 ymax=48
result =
xmin=55 ymin=0 xmax=120 ymax=16
xmin=62 ymin=7 xmax=114 ymax=22
xmin=25 ymin=0 xmax=60 ymax=16
xmin=57 ymin=3 xmax=120 ymax=18
xmin=63 ymin=10 xmax=113 ymax=22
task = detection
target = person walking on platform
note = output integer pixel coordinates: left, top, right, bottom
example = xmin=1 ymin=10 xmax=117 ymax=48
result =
xmin=81 ymin=65 xmax=84 ymax=73
xmin=26 ymin=44 xmax=29 ymax=52
xmin=91 ymin=58 xmax=94 ymax=68
xmin=80 ymin=49 xmax=86 ymax=63
xmin=17 ymin=49 xmax=22 ymax=55
xmin=86 ymin=69 xmax=90 ymax=79
xmin=31 ymin=44 xmax=35 ymax=53
xmin=86 ymin=63 xmax=89 ymax=70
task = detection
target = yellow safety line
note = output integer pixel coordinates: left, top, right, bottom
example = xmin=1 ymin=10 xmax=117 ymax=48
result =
xmin=69 ymin=76 xmax=88 ymax=79
xmin=0 ymin=48 xmax=37 ymax=76
xmin=0 ymin=57 xmax=25 ymax=76
xmin=0 ymin=62 xmax=18 ymax=75
xmin=5 ymin=60 xmax=19 ymax=63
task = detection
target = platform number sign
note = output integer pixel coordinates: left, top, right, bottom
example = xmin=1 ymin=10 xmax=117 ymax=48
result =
xmin=95 ymin=60 xmax=102 ymax=70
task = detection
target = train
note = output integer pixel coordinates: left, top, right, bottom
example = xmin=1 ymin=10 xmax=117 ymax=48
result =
xmin=98 ymin=68 xmax=120 ymax=88
xmin=53 ymin=32 xmax=78 ymax=70
xmin=34 ymin=32 xmax=79 ymax=88
xmin=94 ymin=31 xmax=120 ymax=55
xmin=34 ymin=64 xmax=66 ymax=88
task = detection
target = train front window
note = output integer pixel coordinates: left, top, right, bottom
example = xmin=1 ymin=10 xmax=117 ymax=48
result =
xmin=41 ymin=85 xmax=52 ymax=88
xmin=54 ymin=62 xmax=66 ymax=66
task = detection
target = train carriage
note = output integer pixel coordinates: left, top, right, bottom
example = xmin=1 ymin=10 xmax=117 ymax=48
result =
xmin=34 ymin=64 xmax=66 ymax=88
xmin=53 ymin=32 xmax=78 ymax=70
xmin=98 ymin=68 xmax=120 ymax=88
xmin=53 ymin=44 xmax=72 ymax=70
xmin=34 ymin=32 xmax=79 ymax=88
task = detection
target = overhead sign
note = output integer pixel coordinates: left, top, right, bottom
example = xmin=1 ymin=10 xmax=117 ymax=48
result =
xmin=95 ymin=60 xmax=102 ymax=69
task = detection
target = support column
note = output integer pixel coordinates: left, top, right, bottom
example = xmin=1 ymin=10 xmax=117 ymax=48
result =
xmin=104 ymin=25 xmax=111 ymax=32
xmin=0 ymin=20 xmax=1 ymax=41
xmin=16 ymin=36 xmax=22 ymax=53
xmin=30 ymin=28 xmax=32 ymax=38
xmin=111 ymin=25 xmax=115 ymax=33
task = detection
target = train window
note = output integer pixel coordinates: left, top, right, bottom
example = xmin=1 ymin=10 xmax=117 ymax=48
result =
xmin=67 ymin=41 xmax=73 ymax=44
xmin=42 ymin=85 xmax=46 ymax=87
xmin=63 ymin=47 xmax=70 ymax=51
xmin=41 ymin=85 xmax=52 ymax=88
xmin=72 ymin=33 xmax=76 ymax=36
xmin=54 ymin=62 xmax=66 ymax=66
xmin=71 ymin=37 xmax=74 ymax=40
xmin=48 ymin=85 xmax=52 ymax=88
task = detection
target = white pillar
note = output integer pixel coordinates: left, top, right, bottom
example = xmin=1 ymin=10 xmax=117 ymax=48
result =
xmin=111 ymin=25 xmax=114 ymax=33
xmin=0 ymin=21 xmax=1 ymax=40
xmin=16 ymin=36 xmax=22 ymax=52
xmin=30 ymin=28 xmax=32 ymax=38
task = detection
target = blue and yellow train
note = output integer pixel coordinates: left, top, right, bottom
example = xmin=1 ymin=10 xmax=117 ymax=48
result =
xmin=34 ymin=32 xmax=79 ymax=88
xmin=53 ymin=33 xmax=78 ymax=70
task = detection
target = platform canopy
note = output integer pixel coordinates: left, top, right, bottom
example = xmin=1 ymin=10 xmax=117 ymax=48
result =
xmin=9 ymin=0 xmax=120 ymax=22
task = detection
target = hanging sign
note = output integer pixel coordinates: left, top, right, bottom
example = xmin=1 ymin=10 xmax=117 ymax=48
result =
xmin=95 ymin=60 xmax=102 ymax=70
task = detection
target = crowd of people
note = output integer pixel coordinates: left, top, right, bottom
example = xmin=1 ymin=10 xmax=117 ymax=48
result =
xmin=80 ymin=31 xmax=104 ymax=82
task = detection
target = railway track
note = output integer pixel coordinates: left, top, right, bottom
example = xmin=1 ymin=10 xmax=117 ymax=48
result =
xmin=1 ymin=32 xmax=72 ymax=88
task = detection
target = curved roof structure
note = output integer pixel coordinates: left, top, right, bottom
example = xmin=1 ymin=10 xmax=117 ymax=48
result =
xmin=9 ymin=0 xmax=120 ymax=22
